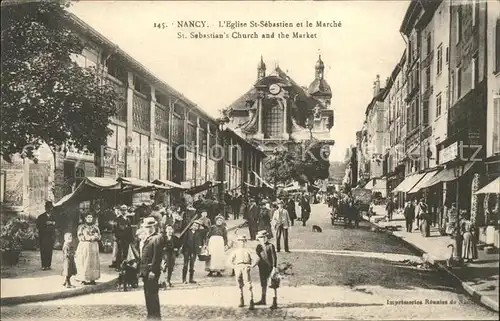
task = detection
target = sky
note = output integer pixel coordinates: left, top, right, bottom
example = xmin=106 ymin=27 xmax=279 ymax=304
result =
xmin=69 ymin=0 xmax=409 ymax=162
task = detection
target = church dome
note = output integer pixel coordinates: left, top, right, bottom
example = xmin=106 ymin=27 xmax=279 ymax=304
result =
xmin=308 ymin=78 xmax=332 ymax=97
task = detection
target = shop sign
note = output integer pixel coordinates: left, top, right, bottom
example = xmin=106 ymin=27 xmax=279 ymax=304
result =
xmin=438 ymin=142 xmax=458 ymax=165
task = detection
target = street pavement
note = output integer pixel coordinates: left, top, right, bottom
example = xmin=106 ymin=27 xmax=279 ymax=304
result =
xmin=2 ymin=203 xmax=498 ymax=320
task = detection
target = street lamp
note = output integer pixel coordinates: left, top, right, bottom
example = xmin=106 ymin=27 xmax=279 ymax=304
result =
xmin=453 ymin=161 xmax=465 ymax=265
xmin=216 ymin=115 xmax=230 ymax=217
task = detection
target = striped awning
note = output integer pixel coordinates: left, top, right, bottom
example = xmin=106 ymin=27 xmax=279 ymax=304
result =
xmin=392 ymin=173 xmax=426 ymax=193
xmin=419 ymin=162 xmax=476 ymax=189
xmin=407 ymin=170 xmax=439 ymax=194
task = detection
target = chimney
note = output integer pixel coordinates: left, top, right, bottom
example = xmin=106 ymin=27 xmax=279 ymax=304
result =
xmin=373 ymin=74 xmax=380 ymax=97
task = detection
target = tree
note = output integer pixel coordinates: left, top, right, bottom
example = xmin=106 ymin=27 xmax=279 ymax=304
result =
xmin=1 ymin=0 xmax=120 ymax=162
xmin=294 ymin=141 xmax=331 ymax=185
xmin=264 ymin=149 xmax=298 ymax=188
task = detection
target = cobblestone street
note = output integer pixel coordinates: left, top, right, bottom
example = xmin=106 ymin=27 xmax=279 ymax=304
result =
xmin=3 ymin=204 xmax=498 ymax=320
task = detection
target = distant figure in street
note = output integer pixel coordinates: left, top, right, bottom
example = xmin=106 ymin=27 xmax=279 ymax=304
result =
xmin=285 ymin=197 xmax=297 ymax=227
xmin=299 ymin=195 xmax=311 ymax=226
xmin=229 ymin=235 xmax=255 ymax=310
xmin=36 ymin=201 xmax=57 ymax=270
xmin=181 ymin=220 xmax=204 ymax=284
xmin=417 ymin=198 xmax=430 ymax=237
xmin=386 ymin=198 xmax=395 ymax=221
xmin=75 ymin=213 xmax=101 ymax=285
xmin=62 ymin=232 xmax=77 ymax=288
xmin=254 ymin=230 xmax=278 ymax=309
xmin=403 ymin=200 xmax=415 ymax=232
xmin=246 ymin=198 xmax=259 ymax=240
xmin=138 ymin=217 xmax=164 ymax=320
xmin=461 ymin=220 xmax=478 ymax=263
xmin=257 ymin=200 xmax=273 ymax=239
xmin=272 ymin=200 xmax=291 ymax=253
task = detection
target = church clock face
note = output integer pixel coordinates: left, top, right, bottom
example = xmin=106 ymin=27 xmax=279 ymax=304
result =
xmin=269 ymin=83 xmax=281 ymax=95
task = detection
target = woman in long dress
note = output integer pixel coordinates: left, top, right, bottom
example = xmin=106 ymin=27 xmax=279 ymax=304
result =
xmin=462 ymin=220 xmax=478 ymax=263
xmin=205 ymin=215 xmax=228 ymax=277
xmin=75 ymin=213 xmax=101 ymax=285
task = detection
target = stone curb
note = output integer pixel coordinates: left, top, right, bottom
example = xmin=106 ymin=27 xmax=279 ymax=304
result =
xmin=362 ymin=215 xmax=499 ymax=313
xmin=1 ymin=222 xmax=245 ymax=307
xmin=1 ymin=277 xmax=119 ymax=306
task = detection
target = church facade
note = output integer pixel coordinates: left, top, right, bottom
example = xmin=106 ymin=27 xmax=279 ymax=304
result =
xmin=224 ymin=55 xmax=335 ymax=179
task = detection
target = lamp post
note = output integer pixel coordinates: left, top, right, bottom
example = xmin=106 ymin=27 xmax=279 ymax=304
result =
xmin=216 ymin=115 xmax=230 ymax=217
xmin=453 ymin=161 xmax=465 ymax=264
xmin=272 ymin=148 xmax=280 ymax=200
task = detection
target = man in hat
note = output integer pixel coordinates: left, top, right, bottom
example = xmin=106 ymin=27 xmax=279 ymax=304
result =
xmin=36 ymin=201 xmax=57 ymax=270
xmin=246 ymin=198 xmax=259 ymax=241
xmin=254 ymin=230 xmax=278 ymax=308
xmin=272 ymin=200 xmax=291 ymax=253
xmin=181 ymin=219 xmax=204 ymax=284
xmin=112 ymin=204 xmax=134 ymax=269
xmin=229 ymin=235 xmax=255 ymax=310
xmin=138 ymin=217 xmax=164 ymax=319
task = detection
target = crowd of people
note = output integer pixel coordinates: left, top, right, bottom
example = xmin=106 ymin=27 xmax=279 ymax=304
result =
xmin=36 ymin=189 xmax=326 ymax=319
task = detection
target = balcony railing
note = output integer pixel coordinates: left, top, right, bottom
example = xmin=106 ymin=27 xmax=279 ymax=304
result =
xmin=132 ymin=91 xmax=150 ymax=132
xmin=106 ymin=75 xmax=127 ymax=122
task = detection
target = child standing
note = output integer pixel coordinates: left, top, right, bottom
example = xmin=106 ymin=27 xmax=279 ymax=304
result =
xmin=162 ymin=225 xmax=179 ymax=288
xmin=62 ymin=232 xmax=77 ymax=288
xmin=255 ymin=230 xmax=278 ymax=309
xmin=229 ymin=235 xmax=255 ymax=310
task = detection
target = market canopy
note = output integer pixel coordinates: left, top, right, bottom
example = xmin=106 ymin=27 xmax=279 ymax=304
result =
xmin=392 ymin=173 xmax=426 ymax=193
xmin=252 ymin=171 xmax=273 ymax=188
xmin=186 ymin=181 xmax=226 ymax=195
xmin=117 ymin=177 xmax=170 ymax=193
xmin=474 ymin=177 xmax=500 ymax=195
xmin=53 ymin=177 xmax=121 ymax=208
xmin=151 ymin=179 xmax=186 ymax=190
xmin=407 ymin=170 xmax=439 ymax=194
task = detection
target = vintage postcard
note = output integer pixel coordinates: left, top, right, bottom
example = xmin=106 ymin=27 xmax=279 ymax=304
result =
xmin=1 ymin=0 xmax=499 ymax=320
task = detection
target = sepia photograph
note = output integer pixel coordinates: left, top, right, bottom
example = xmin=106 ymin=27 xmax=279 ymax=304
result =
xmin=0 ymin=0 xmax=499 ymax=320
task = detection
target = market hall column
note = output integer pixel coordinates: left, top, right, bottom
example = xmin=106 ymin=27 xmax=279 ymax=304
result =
xmin=125 ymin=71 xmax=134 ymax=176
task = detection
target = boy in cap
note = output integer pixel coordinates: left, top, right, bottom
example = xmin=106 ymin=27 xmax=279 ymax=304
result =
xmin=229 ymin=235 xmax=255 ymax=310
xmin=255 ymin=230 xmax=278 ymax=309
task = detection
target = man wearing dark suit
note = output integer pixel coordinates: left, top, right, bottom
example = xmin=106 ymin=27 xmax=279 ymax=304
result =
xmin=139 ymin=217 xmax=164 ymax=320
xmin=36 ymin=201 xmax=57 ymax=270
xmin=246 ymin=198 xmax=259 ymax=240
xmin=181 ymin=220 xmax=203 ymax=284
xmin=113 ymin=205 xmax=134 ymax=269
xmin=404 ymin=200 xmax=415 ymax=232
xmin=300 ymin=195 xmax=311 ymax=226
xmin=285 ymin=197 xmax=297 ymax=227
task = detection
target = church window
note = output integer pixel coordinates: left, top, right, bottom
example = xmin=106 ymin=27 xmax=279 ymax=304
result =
xmin=264 ymin=101 xmax=283 ymax=138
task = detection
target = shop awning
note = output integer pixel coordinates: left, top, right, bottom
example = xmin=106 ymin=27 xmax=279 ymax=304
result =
xmin=419 ymin=161 xmax=476 ymax=189
xmin=407 ymin=170 xmax=439 ymax=194
xmin=151 ymin=179 xmax=186 ymax=190
xmin=474 ymin=177 xmax=500 ymax=194
xmin=186 ymin=180 xmax=226 ymax=195
xmin=391 ymin=172 xmax=426 ymax=193
xmin=252 ymin=171 xmax=273 ymax=188
xmin=54 ymin=177 xmax=121 ymax=208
